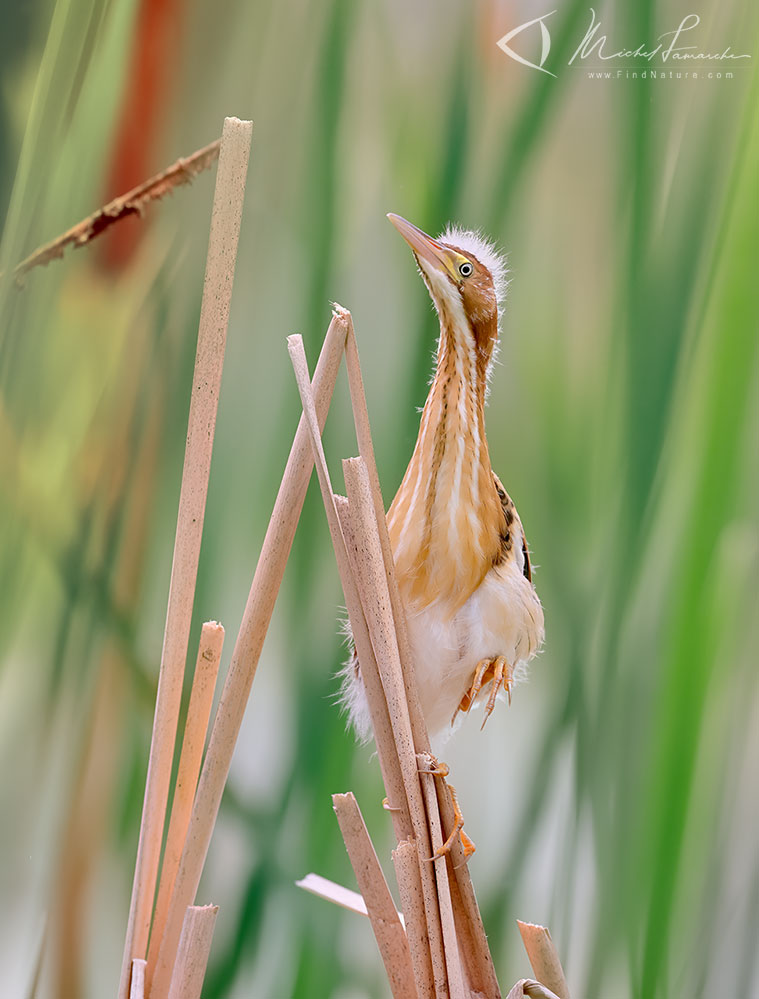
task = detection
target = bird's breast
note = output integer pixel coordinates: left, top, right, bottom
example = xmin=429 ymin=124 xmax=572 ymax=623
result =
xmin=387 ymin=363 xmax=504 ymax=612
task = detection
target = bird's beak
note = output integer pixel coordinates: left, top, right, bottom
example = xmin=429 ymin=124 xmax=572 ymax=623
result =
xmin=387 ymin=213 xmax=458 ymax=280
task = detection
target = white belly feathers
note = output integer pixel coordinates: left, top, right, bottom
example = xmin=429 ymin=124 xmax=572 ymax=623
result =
xmin=403 ymin=556 xmax=544 ymax=740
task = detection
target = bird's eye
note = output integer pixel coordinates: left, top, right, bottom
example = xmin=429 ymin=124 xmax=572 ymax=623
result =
xmin=459 ymin=261 xmax=473 ymax=277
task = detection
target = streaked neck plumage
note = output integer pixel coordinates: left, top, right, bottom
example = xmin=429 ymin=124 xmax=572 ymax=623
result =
xmin=387 ymin=289 xmax=504 ymax=613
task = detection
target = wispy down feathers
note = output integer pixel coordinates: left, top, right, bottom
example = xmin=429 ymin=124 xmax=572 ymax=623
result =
xmin=440 ymin=224 xmax=509 ymax=307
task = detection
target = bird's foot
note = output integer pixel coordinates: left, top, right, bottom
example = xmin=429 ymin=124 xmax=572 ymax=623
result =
xmin=452 ymin=655 xmax=512 ymax=729
xmin=417 ymin=753 xmax=476 ymax=861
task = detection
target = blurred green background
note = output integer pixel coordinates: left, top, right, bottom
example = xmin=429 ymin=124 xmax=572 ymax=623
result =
xmin=0 ymin=0 xmax=757 ymax=996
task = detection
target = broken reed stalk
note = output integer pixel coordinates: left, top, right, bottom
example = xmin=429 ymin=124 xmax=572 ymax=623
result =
xmin=119 ymin=296 xmax=568 ymax=997
xmin=287 ymin=336 xmax=447 ymax=995
xmin=119 ymin=115 xmax=252 ymax=999
xmin=343 ymin=320 xmax=501 ymax=997
xmin=516 ymin=922 xmax=570 ymax=999
xmin=419 ymin=770 xmax=466 ymax=997
xmin=166 ymin=905 xmax=219 ymax=999
xmin=340 ymin=459 xmax=450 ymax=995
xmin=332 ymin=793 xmax=417 ymax=999
xmin=129 ymin=960 xmax=146 ymax=999
xmin=148 ymin=310 xmax=350 ymax=999
xmin=392 ymin=839 xmax=435 ymax=999
xmin=290 ymin=329 xmax=509 ymax=997
xmin=294 ymin=873 xmax=377 ymax=921
xmin=145 ymin=622 xmax=224 ymax=992
xmin=284 ymin=341 xmax=413 ymax=850
xmin=334 ymin=496 xmax=412 ymax=845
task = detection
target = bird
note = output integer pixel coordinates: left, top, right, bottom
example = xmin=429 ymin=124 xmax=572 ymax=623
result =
xmin=341 ymin=213 xmax=544 ymax=746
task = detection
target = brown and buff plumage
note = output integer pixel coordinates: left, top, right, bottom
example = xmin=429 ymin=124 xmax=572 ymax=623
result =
xmin=342 ymin=215 xmax=544 ymax=742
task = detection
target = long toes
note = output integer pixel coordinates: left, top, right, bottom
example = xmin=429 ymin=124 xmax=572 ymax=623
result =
xmin=480 ymin=697 xmax=497 ymax=729
xmin=464 ymin=659 xmax=491 ymax=718
xmin=467 ymin=658 xmax=492 ymax=707
xmin=430 ymin=805 xmax=464 ymax=861
xmin=431 ymin=830 xmax=459 ymax=862
xmin=455 ymin=658 xmax=492 ymax=723
xmin=481 ymin=658 xmax=508 ymax=729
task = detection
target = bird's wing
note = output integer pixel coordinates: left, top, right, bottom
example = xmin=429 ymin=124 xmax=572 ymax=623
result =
xmin=492 ymin=472 xmax=533 ymax=582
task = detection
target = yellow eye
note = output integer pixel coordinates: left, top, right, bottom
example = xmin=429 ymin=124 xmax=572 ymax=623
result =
xmin=459 ymin=261 xmax=473 ymax=277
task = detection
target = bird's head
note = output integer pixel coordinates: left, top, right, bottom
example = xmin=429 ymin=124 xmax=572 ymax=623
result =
xmin=387 ymin=213 xmax=508 ymax=370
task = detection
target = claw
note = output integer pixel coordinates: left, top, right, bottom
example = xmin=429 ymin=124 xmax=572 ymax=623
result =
xmin=417 ymin=752 xmax=449 ymax=778
xmin=454 ymin=655 xmax=513 ymax=727
xmin=460 ymin=830 xmax=476 ymax=858
xmin=429 ymin=782 xmax=476 ymax=861
xmin=451 ymin=657 xmax=492 ymax=724
xmin=382 ymin=797 xmax=402 ymax=812
xmin=481 ymin=656 xmax=509 ymax=729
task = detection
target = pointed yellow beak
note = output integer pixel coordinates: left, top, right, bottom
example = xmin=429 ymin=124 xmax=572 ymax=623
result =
xmin=387 ymin=213 xmax=458 ymax=280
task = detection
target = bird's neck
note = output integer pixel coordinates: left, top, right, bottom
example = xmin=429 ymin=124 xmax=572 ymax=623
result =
xmin=388 ymin=306 xmax=504 ymax=611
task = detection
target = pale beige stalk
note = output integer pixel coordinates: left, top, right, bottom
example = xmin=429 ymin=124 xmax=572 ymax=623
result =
xmin=167 ymin=906 xmax=219 ymax=999
xmin=344 ymin=320 xmax=500 ymax=999
xmin=335 ymin=495 xmax=411 ymax=843
xmin=341 ymin=457 xmax=449 ymax=998
xmin=149 ymin=309 xmax=348 ymax=999
xmin=295 ymin=873 xmax=377 ymax=920
xmin=286 ymin=335 xmax=447 ymax=995
xmin=333 ymin=793 xmax=417 ymax=999
xmin=119 ymin=116 xmax=252 ymax=999
xmin=129 ymin=960 xmax=146 ymax=999
xmin=392 ymin=838 xmax=435 ymax=999
xmin=146 ymin=622 xmax=224 ymax=990
xmin=286 ymin=335 xmax=412 ymax=843
xmin=517 ymin=922 xmax=570 ymax=999
xmin=343 ymin=321 xmax=430 ymax=744
xmin=420 ymin=770 xmax=466 ymax=999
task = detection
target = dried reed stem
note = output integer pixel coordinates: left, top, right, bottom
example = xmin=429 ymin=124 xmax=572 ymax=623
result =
xmin=288 ymin=336 xmax=411 ymax=844
xmin=149 ymin=309 xmax=348 ymax=999
xmin=343 ymin=322 xmax=429 ymax=750
xmin=295 ymin=873 xmax=375 ymax=920
xmin=392 ymin=839 xmax=435 ymax=999
xmin=420 ymin=771 xmax=466 ymax=998
xmin=10 ymin=139 xmax=222 ymax=283
xmin=129 ymin=960 xmax=146 ymax=999
xmin=286 ymin=335 xmax=447 ymax=994
xmin=146 ymin=622 xmax=224 ymax=990
xmin=334 ymin=495 xmax=411 ymax=843
xmin=167 ymin=906 xmax=219 ymax=999
xmin=434 ymin=778 xmax=497 ymax=996
xmin=333 ymin=793 xmax=417 ymax=999
xmin=516 ymin=923 xmax=570 ymax=999
xmin=119 ymin=116 xmax=252 ymax=999
xmin=341 ymin=457 xmax=450 ymax=996
xmin=344 ymin=321 xmax=501 ymax=999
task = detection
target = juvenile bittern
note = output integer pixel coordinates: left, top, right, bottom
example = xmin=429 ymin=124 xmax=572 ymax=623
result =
xmin=343 ymin=214 xmax=544 ymax=745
